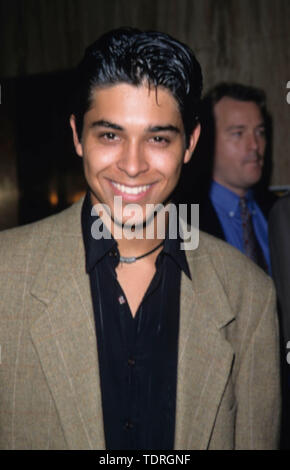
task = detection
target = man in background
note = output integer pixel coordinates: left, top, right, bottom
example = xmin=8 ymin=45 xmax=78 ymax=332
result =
xmin=198 ymin=83 xmax=276 ymax=273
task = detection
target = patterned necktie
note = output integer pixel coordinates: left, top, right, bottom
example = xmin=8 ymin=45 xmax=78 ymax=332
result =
xmin=239 ymin=197 xmax=268 ymax=272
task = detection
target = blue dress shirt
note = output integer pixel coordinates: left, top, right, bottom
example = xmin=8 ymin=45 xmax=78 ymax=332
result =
xmin=209 ymin=181 xmax=271 ymax=274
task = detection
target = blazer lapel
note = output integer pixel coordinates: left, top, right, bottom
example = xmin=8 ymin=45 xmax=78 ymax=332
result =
xmin=29 ymin=201 xmax=105 ymax=449
xmin=174 ymin=246 xmax=235 ymax=449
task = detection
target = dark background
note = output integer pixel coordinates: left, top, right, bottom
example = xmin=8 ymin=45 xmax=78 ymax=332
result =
xmin=0 ymin=0 xmax=290 ymax=229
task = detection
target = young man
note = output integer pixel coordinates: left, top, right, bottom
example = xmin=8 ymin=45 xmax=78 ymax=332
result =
xmin=0 ymin=28 xmax=280 ymax=450
xmin=198 ymin=83 xmax=276 ymax=273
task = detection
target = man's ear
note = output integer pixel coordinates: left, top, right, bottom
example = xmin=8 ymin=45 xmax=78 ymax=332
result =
xmin=183 ymin=123 xmax=201 ymax=164
xmin=70 ymin=114 xmax=83 ymax=157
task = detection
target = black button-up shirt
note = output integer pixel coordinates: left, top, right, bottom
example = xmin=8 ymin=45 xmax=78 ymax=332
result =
xmin=81 ymin=192 xmax=191 ymax=450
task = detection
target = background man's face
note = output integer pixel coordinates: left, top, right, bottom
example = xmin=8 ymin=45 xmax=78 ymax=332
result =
xmin=71 ymin=83 xmax=199 ymax=227
xmin=212 ymin=97 xmax=266 ymax=196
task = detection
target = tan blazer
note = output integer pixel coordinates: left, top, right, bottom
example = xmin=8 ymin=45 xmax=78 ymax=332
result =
xmin=0 ymin=199 xmax=280 ymax=449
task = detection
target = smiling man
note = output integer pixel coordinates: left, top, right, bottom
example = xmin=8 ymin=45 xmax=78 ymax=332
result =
xmin=198 ymin=83 xmax=275 ymax=273
xmin=0 ymin=28 xmax=280 ymax=450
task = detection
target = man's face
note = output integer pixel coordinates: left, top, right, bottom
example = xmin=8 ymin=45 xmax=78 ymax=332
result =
xmin=212 ymin=97 xmax=266 ymax=196
xmin=70 ymin=83 xmax=200 ymax=226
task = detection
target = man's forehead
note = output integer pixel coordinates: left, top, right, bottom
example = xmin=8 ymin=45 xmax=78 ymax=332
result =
xmin=214 ymin=97 xmax=264 ymax=125
xmin=86 ymin=82 xmax=183 ymax=124
xmin=90 ymin=82 xmax=178 ymax=104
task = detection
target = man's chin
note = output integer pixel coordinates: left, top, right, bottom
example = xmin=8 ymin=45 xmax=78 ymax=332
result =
xmin=243 ymin=166 xmax=263 ymax=182
xmin=250 ymin=171 xmax=263 ymax=185
xmin=111 ymin=212 xmax=155 ymax=231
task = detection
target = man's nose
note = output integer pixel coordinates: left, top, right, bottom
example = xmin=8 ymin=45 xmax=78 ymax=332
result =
xmin=117 ymin=141 xmax=149 ymax=176
xmin=247 ymin=132 xmax=259 ymax=151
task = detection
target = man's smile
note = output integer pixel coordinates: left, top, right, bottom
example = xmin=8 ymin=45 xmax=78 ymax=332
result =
xmin=110 ymin=180 xmax=152 ymax=195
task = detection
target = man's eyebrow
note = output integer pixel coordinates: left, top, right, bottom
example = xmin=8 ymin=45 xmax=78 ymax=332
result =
xmin=226 ymin=125 xmax=246 ymax=131
xmin=89 ymin=121 xmax=181 ymax=134
xmin=90 ymin=120 xmax=124 ymax=131
xmin=146 ymin=125 xmax=181 ymax=134
xmin=226 ymin=123 xmax=265 ymax=132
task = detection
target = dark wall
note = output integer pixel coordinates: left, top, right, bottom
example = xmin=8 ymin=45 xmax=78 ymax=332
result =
xmin=0 ymin=0 xmax=289 ymax=228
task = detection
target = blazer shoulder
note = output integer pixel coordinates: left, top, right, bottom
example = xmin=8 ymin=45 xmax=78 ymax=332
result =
xmin=269 ymin=193 xmax=290 ymax=222
xmin=194 ymin=231 xmax=275 ymax=319
xmin=198 ymin=230 xmax=273 ymax=286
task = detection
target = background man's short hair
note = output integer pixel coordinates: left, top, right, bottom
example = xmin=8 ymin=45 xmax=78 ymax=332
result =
xmin=202 ymin=82 xmax=267 ymax=120
xmin=72 ymin=27 xmax=203 ymax=146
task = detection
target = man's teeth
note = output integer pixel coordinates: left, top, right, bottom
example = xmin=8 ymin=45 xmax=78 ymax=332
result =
xmin=112 ymin=182 xmax=150 ymax=195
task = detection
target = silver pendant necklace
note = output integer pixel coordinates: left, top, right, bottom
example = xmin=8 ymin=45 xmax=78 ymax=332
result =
xmin=119 ymin=240 xmax=164 ymax=264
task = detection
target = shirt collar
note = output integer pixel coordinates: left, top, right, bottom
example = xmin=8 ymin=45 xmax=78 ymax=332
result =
xmin=162 ymin=228 xmax=191 ymax=279
xmin=81 ymin=191 xmax=191 ymax=278
xmin=81 ymin=191 xmax=117 ymax=273
xmin=210 ymin=181 xmax=254 ymax=217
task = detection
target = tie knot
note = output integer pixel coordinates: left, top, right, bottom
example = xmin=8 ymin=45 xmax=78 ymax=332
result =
xmin=239 ymin=197 xmax=248 ymax=210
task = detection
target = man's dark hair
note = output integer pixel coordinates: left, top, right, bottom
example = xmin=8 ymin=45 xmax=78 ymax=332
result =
xmin=202 ymin=82 xmax=267 ymax=120
xmin=72 ymin=27 xmax=203 ymax=147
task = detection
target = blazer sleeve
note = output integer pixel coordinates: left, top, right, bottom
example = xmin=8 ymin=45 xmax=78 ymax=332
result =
xmin=234 ymin=281 xmax=281 ymax=449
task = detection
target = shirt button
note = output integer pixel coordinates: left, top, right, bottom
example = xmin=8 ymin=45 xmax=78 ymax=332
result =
xmin=118 ymin=295 xmax=126 ymax=305
xmin=128 ymin=358 xmax=135 ymax=366
xmin=124 ymin=421 xmax=134 ymax=430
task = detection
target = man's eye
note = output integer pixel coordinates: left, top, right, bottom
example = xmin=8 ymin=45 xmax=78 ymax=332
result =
xmin=150 ymin=136 xmax=170 ymax=144
xmin=231 ymin=131 xmax=243 ymax=137
xmin=100 ymin=132 xmax=119 ymax=141
xmin=256 ymin=128 xmax=266 ymax=137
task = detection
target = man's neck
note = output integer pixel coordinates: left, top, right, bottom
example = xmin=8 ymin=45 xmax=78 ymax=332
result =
xmin=95 ymin=204 xmax=169 ymax=259
xmin=213 ymin=178 xmax=247 ymax=198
